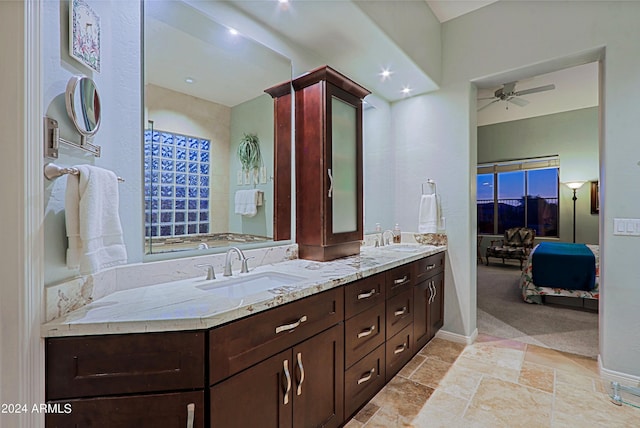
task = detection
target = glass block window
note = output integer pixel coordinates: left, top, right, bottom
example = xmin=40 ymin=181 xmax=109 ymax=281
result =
xmin=145 ymin=129 xmax=211 ymax=237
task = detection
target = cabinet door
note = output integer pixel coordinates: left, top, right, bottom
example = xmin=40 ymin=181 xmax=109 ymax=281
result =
xmin=413 ymin=277 xmax=431 ymax=351
xmin=46 ymin=391 xmax=204 ymax=428
xmin=325 ymin=84 xmax=363 ymax=246
xmin=292 ymin=324 xmax=344 ymax=428
xmin=428 ymin=272 xmax=445 ymax=339
xmin=210 ymin=349 xmax=293 ymax=428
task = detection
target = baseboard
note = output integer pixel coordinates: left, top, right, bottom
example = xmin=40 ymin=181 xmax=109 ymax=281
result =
xmin=435 ymin=328 xmax=478 ymax=345
xmin=599 ymin=356 xmax=640 ymax=386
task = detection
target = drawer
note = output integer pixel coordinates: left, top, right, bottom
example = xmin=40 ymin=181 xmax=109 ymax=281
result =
xmin=385 ymin=323 xmax=414 ymax=382
xmin=385 ymin=264 xmax=413 ymax=298
xmin=415 ymin=252 xmax=445 ymax=280
xmin=345 ymin=301 xmax=385 ymax=368
xmin=46 ymin=391 xmax=204 ymax=428
xmin=209 ymin=287 xmax=344 ymax=385
xmin=46 ymin=331 xmax=205 ymax=400
xmin=344 ymin=272 xmax=385 ymax=319
xmin=344 ymin=344 xmax=385 ymax=419
xmin=386 ymin=288 xmax=413 ymax=339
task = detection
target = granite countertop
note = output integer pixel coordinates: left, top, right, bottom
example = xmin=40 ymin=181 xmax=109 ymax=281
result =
xmin=42 ymin=244 xmax=446 ymax=338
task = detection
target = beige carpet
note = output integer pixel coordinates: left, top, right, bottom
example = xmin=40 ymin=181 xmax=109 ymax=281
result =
xmin=477 ymin=262 xmax=599 ymax=358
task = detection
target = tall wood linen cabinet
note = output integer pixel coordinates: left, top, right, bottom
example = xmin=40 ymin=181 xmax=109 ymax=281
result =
xmin=292 ymin=66 xmax=370 ymax=261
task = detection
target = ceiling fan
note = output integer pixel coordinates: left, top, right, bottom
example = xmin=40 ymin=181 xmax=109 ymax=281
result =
xmin=478 ymin=81 xmax=556 ymax=111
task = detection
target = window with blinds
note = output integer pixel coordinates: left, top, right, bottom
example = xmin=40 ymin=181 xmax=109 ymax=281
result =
xmin=477 ymin=156 xmax=559 ymax=237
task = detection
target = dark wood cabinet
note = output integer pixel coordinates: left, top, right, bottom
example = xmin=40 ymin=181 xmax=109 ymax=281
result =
xmin=210 ymin=324 xmax=344 ymax=428
xmin=46 ymin=391 xmax=205 ymax=428
xmin=45 ymin=251 xmax=445 ymax=428
xmin=292 ymin=66 xmax=370 ymax=261
xmin=414 ymin=253 xmax=446 ymax=350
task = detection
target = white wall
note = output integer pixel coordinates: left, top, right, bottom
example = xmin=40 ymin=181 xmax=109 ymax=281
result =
xmin=432 ymin=1 xmax=640 ymax=376
xmin=392 ymin=84 xmax=478 ymax=338
xmin=43 ymin=1 xmax=142 ymax=285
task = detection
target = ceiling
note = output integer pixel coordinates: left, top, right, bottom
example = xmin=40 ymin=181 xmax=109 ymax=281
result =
xmin=145 ymin=0 xmax=597 ymax=123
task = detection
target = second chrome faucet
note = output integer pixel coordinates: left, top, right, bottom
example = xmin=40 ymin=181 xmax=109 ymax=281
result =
xmin=223 ymin=246 xmax=251 ymax=276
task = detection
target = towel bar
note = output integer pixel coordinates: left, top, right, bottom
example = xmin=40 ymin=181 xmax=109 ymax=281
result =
xmin=44 ymin=163 xmax=124 ymax=183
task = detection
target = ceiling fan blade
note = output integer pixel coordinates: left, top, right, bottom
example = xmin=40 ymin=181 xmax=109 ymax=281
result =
xmin=507 ymin=97 xmax=529 ymax=107
xmin=478 ymin=99 xmax=500 ymax=111
xmin=514 ymin=84 xmax=556 ymax=96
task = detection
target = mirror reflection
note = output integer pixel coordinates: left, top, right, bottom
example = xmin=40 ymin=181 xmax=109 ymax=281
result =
xmin=66 ymin=75 xmax=101 ymax=136
xmin=143 ymin=0 xmax=292 ymax=254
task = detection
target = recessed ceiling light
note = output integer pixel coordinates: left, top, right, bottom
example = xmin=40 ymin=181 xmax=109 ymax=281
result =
xmin=185 ymin=77 xmax=195 ymax=84
xmin=228 ymin=28 xmax=239 ymax=35
xmin=379 ymin=68 xmax=393 ymax=81
xmin=278 ymin=0 xmax=289 ymax=3
xmin=401 ymin=86 xmax=412 ymax=95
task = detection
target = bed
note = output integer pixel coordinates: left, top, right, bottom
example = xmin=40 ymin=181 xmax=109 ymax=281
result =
xmin=520 ymin=242 xmax=599 ymax=305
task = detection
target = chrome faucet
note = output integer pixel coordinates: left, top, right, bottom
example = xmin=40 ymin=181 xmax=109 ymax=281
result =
xmin=223 ymin=247 xmax=250 ymax=277
xmin=380 ymin=230 xmax=394 ymax=247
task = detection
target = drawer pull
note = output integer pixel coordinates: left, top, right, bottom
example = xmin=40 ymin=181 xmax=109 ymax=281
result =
xmin=275 ymin=315 xmax=308 ymax=334
xmin=357 ymin=289 xmax=377 ymax=300
xmin=186 ymin=403 xmax=195 ymax=428
xmin=357 ymin=325 xmax=376 ymax=339
xmin=296 ymin=352 xmax=305 ymax=396
xmin=425 ymin=263 xmax=436 ymax=271
xmin=283 ymin=359 xmax=291 ymax=405
xmin=394 ymin=343 xmax=407 ymax=355
xmin=428 ymin=282 xmax=435 ymax=304
xmin=393 ymin=275 xmax=408 ymax=285
xmin=357 ymin=368 xmax=376 ymax=385
xmin=394 ymin=306 xmax=408 ymax=317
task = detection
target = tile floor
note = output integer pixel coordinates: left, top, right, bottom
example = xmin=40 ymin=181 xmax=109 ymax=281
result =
xmin=344 ymin=334 xmax=640 ymax=427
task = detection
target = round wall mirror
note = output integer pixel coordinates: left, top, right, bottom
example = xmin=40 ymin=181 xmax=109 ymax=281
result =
xmin=65 ymin=75 xmax=101 ymax=138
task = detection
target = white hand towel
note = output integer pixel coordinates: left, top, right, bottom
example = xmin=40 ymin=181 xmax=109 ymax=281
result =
xmin=65 ymin=165 xmax=128 ymax=274
xmin=418 ymin=194 xmax=438 ymax=233
xmin=234 ymin=189 xmax=260 ymax=217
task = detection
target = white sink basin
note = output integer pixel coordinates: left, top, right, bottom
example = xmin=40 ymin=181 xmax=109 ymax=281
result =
xmin=196 ymin=271 xmax=305 ymax=297
xmin=381 ymin=244 xmax=423 ymax=252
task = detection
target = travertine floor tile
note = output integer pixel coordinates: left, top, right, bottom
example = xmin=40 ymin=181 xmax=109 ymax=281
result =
xmin=461 ymin=340 xmax=525 ymax=371
xmin=418 ymin=337 xmax=466 ymax=363
xmin=437 ymin=364 xmax=483 ymax=400
xmin=519 ymin=361 xmax=555 ymax=393
xmin=411 ymin=389 xmax=468 ymax=428
xmin=343 ymin=418 xmax=364 ymax=428
xmin=398 ymin=354 xmax=426 ymax=378
xmin=352 ymin=401 xmax=379 ymax=424
xmin=455 ymin=354 xmax=521 ymax=383
xmin=363 ymin=405 xmax=415 ymax=428
xmin=371 ymin=376 xmax=435 ymax=421
xmin=463 ymin=377 xmax=553 ymax=428
xmin=409 ymin=357 xmax=452 ymax=388
xmin=525 ymin=344 xmax=598 ymax=377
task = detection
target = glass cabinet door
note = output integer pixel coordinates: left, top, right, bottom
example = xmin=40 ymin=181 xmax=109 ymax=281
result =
xmin=330 ymin=95 xmax=358 ymax=234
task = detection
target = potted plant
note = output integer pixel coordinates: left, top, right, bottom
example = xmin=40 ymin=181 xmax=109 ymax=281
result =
xmin=237 ymin=133 xmax=262 ymax=172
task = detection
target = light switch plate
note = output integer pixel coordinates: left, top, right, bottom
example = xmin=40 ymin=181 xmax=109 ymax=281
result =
xmin=614 ymin=218 xmax=640 ymax=236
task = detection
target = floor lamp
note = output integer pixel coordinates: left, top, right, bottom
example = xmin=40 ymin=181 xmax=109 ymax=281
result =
xmin=565 ymin=181 xmax=585 ymax=243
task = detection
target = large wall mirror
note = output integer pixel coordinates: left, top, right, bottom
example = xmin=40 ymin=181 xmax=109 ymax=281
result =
xmin=143 ymin=0 xmax=292 ymax=254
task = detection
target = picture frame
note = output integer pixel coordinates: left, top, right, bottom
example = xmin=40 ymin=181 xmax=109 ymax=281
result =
xmin=69 ymin=0 xmax=101 ymax=73
xmin=590 ymin=181 xmax=599 ymax=214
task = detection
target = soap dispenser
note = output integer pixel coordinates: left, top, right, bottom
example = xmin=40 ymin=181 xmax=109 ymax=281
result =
xmin=393 ymin=224 xmax=401 ymax=243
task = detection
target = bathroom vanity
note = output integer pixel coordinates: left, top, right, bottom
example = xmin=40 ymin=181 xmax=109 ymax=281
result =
xmin=43 ymin=245 xmax=445 ymax=427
